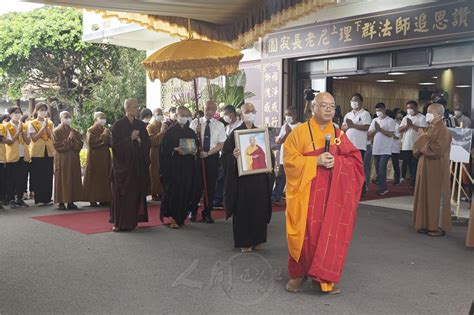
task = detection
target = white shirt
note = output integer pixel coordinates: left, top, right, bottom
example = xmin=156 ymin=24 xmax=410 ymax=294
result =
xmin=190 ymin=117 xmax=226 ymax=151
xmin=276 ymin=122 xmax=301 ymax=164
xmin=391 ymin=122 xmax=401 ymax=154
xmin=7 ymin=122 xmax=25 ymax=157
xmin=400 ymin=113 xmax=427 ymax=151
xmin=225 ymin=119 xmax=242 ymax=136
xmin=343 ymin=109 xmax=372 ymax=151
xmin=369 ymin=116 xmax=397 ymax=155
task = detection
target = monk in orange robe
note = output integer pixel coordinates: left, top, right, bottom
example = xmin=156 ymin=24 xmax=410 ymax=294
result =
xmin=245 ymin=136 xmax=267 ymax=170
xmin=284 ymin=92 xmax=364 ymax=294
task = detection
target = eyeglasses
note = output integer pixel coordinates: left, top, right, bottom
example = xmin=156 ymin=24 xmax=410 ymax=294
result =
xmin=316 ymin=102 xmax=336 ymax=110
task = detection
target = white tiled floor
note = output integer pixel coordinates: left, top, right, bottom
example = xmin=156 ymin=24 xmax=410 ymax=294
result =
xmin=360 ymin=195 xmax=471 ymax=219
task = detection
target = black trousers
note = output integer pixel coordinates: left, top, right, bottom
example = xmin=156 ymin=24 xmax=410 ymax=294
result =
xmin=31 ymin=155 xmax=54 ymax=204
xmin=401 ymin=150 xmax=418 ymax=186
xmin=6 ymin=158 xmax=28 ymax=201
xmin=0 ymin=163 xmax=6 ymax=203
xmin=190 ymin=154 xmax=219 ymax=217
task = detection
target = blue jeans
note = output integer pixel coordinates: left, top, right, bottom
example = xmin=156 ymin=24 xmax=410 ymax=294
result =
xmin=272 ymin=164 xmax=286 ymax=202
xmin=373 ymin=154 xmax=390 ymax=192
xmin=364 ymin=145 xmax=372 ymax=187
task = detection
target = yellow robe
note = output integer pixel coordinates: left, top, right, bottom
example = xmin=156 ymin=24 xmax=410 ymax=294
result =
xmin=283 ymin=119 xmax=336 ymax=262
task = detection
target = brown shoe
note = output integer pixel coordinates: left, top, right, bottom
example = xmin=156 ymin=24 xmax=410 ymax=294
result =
xmin=286 ymin=277 xmax=306 ymax=293
xmin=428 ymin=229 xmax=446 ymax=237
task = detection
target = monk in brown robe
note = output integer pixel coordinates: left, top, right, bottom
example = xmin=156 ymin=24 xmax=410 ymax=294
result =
xmin=52 ymin=111 xmax=84 ymax=210
xmin=147 ymin=108 xmax=163 ymax=201
xmin=413 ymin=103 xmax=452 ymax=237
xmin=83 ymin=112 xmax=112 ymax=207
xmin=110 ymin=98 xmax=151 ymax=232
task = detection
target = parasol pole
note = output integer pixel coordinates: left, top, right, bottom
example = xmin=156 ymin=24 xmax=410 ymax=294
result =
xmin=194 ymin=78 xmax=209 ymax=209
xmin=187 ymin=18 xmax=209 ymax=212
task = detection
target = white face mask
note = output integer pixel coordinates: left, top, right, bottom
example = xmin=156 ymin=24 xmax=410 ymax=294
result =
xmin=223 ymin=115 xmax=232 ymax=124
xmin=242 ymin=112 xmax=255 ymax=123
xmin=376 ymin=111 xmax=384 ymax=118
xmin=62 ymin=118 xmax=72 ymax=125
xmin=99 ymin=119 xmax=107 ymax=126
xmin=285 ymin=116 xmax=293 ymax=124
xmin=177 ymin=116 xmax=189 ymax=125
xmin=407 ymin=109 xmax=415 ymax=116
xmin=38 ymin=110 xmax=47 ymax=118
xmin=170 ymin=113 xmax=177 ymax=120
xmin=12 ymin=113 xmax=22 ymax=121
xmin=155 ymin=115 xmax=163 ymax=122
xmin=425 ymin=113 xmax=435 ymax=123
xmin=350 ymin=101 xmax=359 ymax=110
xmin=454 ymin=111 xmax=462 ymax=118
xmin=142 ymin=118 xmax=151 ymax=124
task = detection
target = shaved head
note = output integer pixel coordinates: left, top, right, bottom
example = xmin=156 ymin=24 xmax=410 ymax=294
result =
xmin=312 ymin=92 xmax=336 ymax=124
xmin=177 ymin=106 xmax=191 ymax=116
xmin=241 ymin=103 xmax=256 ymax=113
xmin=94 ymin=111 xmax=105 ymax=121
xmin=124 ymin=98 xmax=139 ymax=118
xmin=59 ymin=111 xmax=71 ymax=119
xmin=428 ymin=103 xmax=445 ymax=115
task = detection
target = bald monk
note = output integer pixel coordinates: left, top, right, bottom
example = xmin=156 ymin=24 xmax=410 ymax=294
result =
xmin=52 ymin=111 xmax=84 ymax=210
xmin=110 ymin=99 xmax=151 ymax=231
xmin=223 ymin=103 xmax=272 ymax=252
xmin=160 ymin=106 xmax=198 ymax=228
xmin=284 ymin=92 xmax=364 ymax=294
xmin=413 ymin=103 xmax=452 ymax=237
xmin=245 ymin=136 xmax=267 ymax=170
xmin=83 ymin=111 xmax=112 ymax=207
xmin=147 ymin=108 xmax=163 ymax=201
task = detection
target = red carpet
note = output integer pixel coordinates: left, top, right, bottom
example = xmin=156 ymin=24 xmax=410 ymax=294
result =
xmin=32 ymin=204 xmax=286 ymax=235
xmin=360 ymin=182 xmax=413 ymax=201
xmin=32 ymin=183 xmax=411 ymax=235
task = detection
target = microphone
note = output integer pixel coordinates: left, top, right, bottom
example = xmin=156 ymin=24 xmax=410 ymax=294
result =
xmin=324 ymin=134 xmax=331 ymax=152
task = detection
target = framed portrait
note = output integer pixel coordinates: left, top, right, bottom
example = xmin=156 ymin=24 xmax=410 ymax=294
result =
xmin=235 ymin=128 xmax=273 ymax=176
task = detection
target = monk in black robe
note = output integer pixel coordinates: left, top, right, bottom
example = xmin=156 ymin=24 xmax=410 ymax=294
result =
xmin=110 ymin=98 xmax=151 ymax=231
xmin=223 ymin=103 xmax=272 ymax=252
xmin=160 ymin=106 xmax=198 ymax=228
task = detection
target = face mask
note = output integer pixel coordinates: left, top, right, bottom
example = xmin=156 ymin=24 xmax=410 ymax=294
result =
xmin=454 ymin=111 xmax=462 ymax=118
xmin=155 ymin=115 xmax=163 ymax=122
xmin=376 ymin=111 xmax=384 ymax=118
xmin=62 ymin=118 xmax=72 ymax=125
xmin=177 ymin=116 xmax=189 ymax=125
xmin=407 ymin=109 xmax=415 ymax=116
xmin=350 ymin=101 xmax=359 ymax=109
xmin=242 ymin=112 xmax=255 ymax=123
xmin=223 ymin=115 xmax=232 ymax=124
xmin=285 ymin=116 xmax=293 ymax=124
xmin=99 ymin=119 xmax=107 ymax=126
xmin=12 ymin=113 xmax=21 ymax=121
xmin=38 ymin=110 xmax=47 ymax=118
xmin=425 ymin=113 xmax=435 ymax=123
xmin=170 ymin=113 xmax=177 ymax=120
xmin=142 ymin=118 xmax=151 ymax=124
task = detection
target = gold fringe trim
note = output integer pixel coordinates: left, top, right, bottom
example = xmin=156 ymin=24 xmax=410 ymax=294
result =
xmin=90 ymin=0 xmax=336 ymax=49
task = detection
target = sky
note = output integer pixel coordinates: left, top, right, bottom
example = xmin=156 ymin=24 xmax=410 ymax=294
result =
xmin=0 ymin=0 xmax=44 ymax=15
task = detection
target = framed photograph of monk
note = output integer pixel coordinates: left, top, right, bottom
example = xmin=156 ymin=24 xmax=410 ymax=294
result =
xmin=234 ymin=128 xmax=273 ymax=176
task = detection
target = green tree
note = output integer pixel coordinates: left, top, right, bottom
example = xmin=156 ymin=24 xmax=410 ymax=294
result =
xmin=74 ymin=48 xmax=146 ymax=132
xmin=0 ymin=7 xmax=121 ymax=111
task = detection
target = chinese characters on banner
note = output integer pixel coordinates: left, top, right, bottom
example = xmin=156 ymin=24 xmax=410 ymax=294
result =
xmin=263 ymin=1 xmax=473 ymax=58
xmin=262 ymin=62 xmax=282 ymax=128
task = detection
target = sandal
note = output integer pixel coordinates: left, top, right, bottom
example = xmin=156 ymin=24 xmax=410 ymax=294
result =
xmin=286 ymin=277 xmax=306 ymax=293
xmin=417 ymin=228 xmax=429 ymax=234
xmin=428 ymin=228 xmax=446 ymax=237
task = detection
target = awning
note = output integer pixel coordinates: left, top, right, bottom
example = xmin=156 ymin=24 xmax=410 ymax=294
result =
xmin=24 ymin=0 xmax=336 ymax=48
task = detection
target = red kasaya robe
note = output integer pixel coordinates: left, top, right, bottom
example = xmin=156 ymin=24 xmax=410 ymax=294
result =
xmin=246 ymin=144 xmax=267 ymax=170
xmin=284 ymin=119 xmax=364 ymax=284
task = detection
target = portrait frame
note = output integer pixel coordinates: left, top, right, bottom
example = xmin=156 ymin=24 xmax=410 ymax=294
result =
xmin=235 ymin=128 xmax=273 ymax=176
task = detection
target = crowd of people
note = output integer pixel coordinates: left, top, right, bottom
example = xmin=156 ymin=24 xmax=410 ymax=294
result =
xmin=0 ymin=87 xmax=472 ymax=294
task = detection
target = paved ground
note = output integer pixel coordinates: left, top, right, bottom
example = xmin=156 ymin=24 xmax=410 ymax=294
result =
xmin=0 ymin=201 xmax=473 ymax=314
